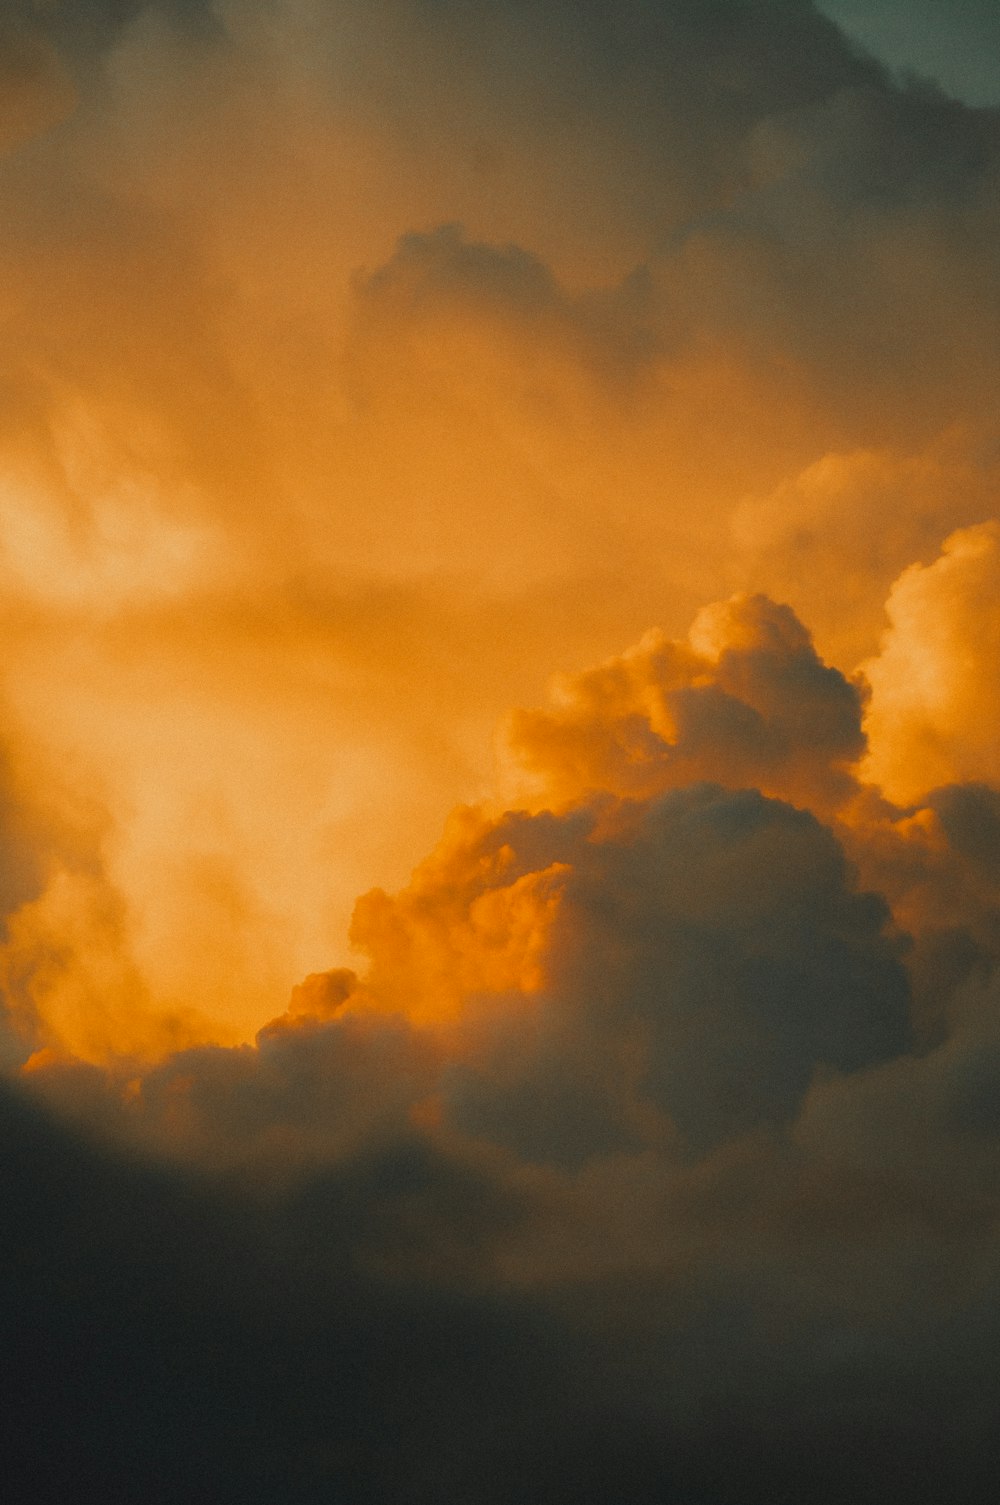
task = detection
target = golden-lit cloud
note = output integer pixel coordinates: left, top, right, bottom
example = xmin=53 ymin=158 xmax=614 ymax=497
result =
xmin=0 ymin=0 xmax=994 ymax=1058
xmin=506 ymin=591 xmax=866 ymax=814
xmin=0 ymin=0 xmax=993 ymax=1068
xmin=730 ymin=436 xmax=1000 ymax=668
xmin=3 ymin=7 xmax=1000 ymax=1501
xmin=863 ymin=522 xmax=1000 ymax=804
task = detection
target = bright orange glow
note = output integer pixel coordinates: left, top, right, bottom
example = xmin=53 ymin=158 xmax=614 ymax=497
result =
xmin=0 ymin=3 xmax=996 ymax=1069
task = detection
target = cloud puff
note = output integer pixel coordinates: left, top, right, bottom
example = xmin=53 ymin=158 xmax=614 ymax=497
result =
xmin=426 ymin=786 xmax=907 ymax=1163
xmin=508 ymin=591 xmax=866 ymax=813
xmin=730 ymin=438 xmax=1000 ymax=668
xmin=862 ymin=521 xmax=1000 ymax=803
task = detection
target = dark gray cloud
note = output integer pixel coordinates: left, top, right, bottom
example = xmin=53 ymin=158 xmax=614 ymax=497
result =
xmin=434 ymin=784 xmax=911 ymax=1161
xmin=25 ymin=0 xmax=222 ymax=53
xmin=8 ymin=1050 xmax=1000 ymax=1505
xmin=929 ymin=783 xmax=1000 ymax=885
xmin=0 ymin=1078 xmax=585 ymax=1505
xmin=350 ymin=223 xmax=661 ymax=393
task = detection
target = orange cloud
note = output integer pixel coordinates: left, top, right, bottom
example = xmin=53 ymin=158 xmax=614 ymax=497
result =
xmin=4 ymin=10 xmax=1000 ymax=1498
xmin=0 ymin=0 xmax=998 ymax=1073
xmin=862 ymin=521 xmax=1000 ymax=805
xmin=507 ymin=592 xmax=866 ymax=814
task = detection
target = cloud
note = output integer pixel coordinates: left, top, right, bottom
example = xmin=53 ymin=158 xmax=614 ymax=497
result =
xmin=730 ymin=437 xmax=1000 ymax=667
xmin=2 ymin=9 xmax=1000 ymax=1495
xmin=0 ymin=0 xmax=997 ymax=1054
xmin=862 ymin=521 xmax=1000 ymax=803
xmin=348 ymin=222 xmax=659 ymax=403
xmin=34 ymin=769 xmax=910 ymax=1172
xmin=0 ymin=1073 xmax=589 ymax=1505
xmin=6 ymin=966 xmax=1000 ymax=1505
xmin=0 ymin=11 xmax=76 ymax=156
xmin=424 ymin=782 xmax=910 ymax=1162
xmin=16 ymin=540 xmax=1000 ymax=1497
xmin=929 ymin=782 xmax=1000 ymax=886
xmin=507 ymin=591 xmax=866 ymax=813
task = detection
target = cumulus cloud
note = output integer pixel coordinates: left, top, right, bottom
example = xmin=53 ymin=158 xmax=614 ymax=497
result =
xmin=26 ymin=587 xmax=915 ymax=1168
xmin=507 ymin=590 xmax=866 ymax=812
xmin=0 ymin=0 xmax=996 ymax=1049
xmin=3 ymin=5 xmax=1000 ymax=1499
xmin=8 ymin=753 xmax=1000 ymax=1504
xmin=862 ymin=521 xmax=1000 ymax=803
xmin=729 ymin=437 xmax=1000 ymax=667
xmin=19 ymin=537 xmax=1000 ymax=1499
xmin=428 ymin=783 xmax=910 ymax=1162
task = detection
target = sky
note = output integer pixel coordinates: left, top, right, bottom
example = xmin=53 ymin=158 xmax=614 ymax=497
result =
xmin=2 ymin=1 xmax=1000 ymax=1500
xmin=818 ymin=0 xmax=1000 ymax=106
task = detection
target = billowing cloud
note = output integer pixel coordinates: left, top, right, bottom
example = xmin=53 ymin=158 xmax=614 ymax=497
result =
xmin=730 ymin=437 xmax=1000 ymax=667
xmin=508 ymin=591 xmax=866 ymax=812
xmin=863 ymin=521 xmax=1000 ymax=803
xmin=429 ymin=783 xmax=910 ymax=1161
xmin=0 ymin=0 xmax=995 ymax=1053
xmin=2 ymin=4 xmax=1000 ymax=1500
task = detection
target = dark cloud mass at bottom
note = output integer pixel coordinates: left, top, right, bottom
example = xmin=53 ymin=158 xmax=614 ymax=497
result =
xmin=5 ymin=1071 xmax=1000 ymax=1505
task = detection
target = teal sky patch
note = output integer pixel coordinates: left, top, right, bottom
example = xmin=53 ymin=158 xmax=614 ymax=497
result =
xmin=818 ymin=0 xmax=1000 ymax=106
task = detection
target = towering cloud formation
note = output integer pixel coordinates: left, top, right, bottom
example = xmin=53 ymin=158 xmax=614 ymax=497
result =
xmin=1 ymin=3 xmax=1000 ymax=1501
xmin=0 ymin=0 xmax=995 ymax=1056
xmin=11 ymin=567 xmax=1000 ymax=1500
